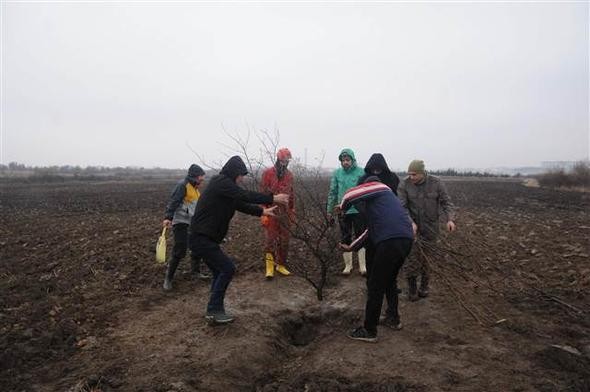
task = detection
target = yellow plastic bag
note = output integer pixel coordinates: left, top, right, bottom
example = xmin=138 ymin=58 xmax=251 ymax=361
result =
xmin=155 ymin=227 xmax=167 ymax=264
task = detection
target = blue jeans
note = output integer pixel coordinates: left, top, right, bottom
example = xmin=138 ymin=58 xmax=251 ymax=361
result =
xmin=191 ymin=234 xmax=236 ymax=313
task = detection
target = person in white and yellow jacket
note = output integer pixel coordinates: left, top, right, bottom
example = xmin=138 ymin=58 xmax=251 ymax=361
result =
xmin=162 ymin=164 xmax=209 ymax=290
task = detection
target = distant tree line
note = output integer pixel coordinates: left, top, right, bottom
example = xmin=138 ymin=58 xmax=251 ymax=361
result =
xmin=1 ymin=162 xmax=517 ymax=183
xmin=395 ymin=169 xmax=511 ymax=178
xmin=536 ymin=161 xmax=590 ymax=188
xmin=0 ymin=162 xmax=185 ymax=183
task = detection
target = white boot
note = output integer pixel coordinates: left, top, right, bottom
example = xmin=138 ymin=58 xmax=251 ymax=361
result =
xmin=358 ymin=248 xmax=367 ymax=276
xmin=342 ymin=252 xmax=353 ymax=275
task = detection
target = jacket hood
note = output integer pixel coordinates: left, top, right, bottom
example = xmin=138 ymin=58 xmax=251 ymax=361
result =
xmin=338 ymin=148 xmax=358 ymax=171
xmin=188 ymin=164 xmax=205 ymax=178
xmin=220 ymin=156 xmax=248 ymax=180
xmin=338 ymin=148 xmax=356 ymax=162
xmin=364 ymin=153 xmax=391 ymax=174
xmin=186 ymin=164 xmax=205 ymax=185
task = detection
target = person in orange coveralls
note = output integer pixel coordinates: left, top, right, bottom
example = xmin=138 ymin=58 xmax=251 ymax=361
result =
xmin=260 ymin=148 xmax=296 ymax=279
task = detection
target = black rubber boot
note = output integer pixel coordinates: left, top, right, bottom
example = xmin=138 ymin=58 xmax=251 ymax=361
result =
xmin=163 ymin=258 xmax=180 ymax=291
xmin=190 ymin=258 xmax=200 ymax=279
xmin=418 ymin=275 xmax=429 ymax=298
xmin=408 ymin=277 xmax=419 ymax=302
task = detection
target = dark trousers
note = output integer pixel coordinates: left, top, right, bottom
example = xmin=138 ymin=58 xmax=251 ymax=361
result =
xmin=404 ymin=238 xmax=434 ymax=281
xmin=168 ymin=223 xmax=205 ymax=279
xmin=338 ymin=213 xmax=366 ymax=245
xmin=363 ymin=238 xmax=412 ymax=334
xmin=191 ymin=234 xmax=236 ymax=313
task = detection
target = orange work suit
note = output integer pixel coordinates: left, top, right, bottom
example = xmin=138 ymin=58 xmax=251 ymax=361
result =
xmin=260 ymin=165 xmax=295 ymax=266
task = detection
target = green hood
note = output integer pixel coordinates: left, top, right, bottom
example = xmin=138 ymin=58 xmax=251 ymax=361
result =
xmin=338 ymin=148 xmax=358 ymax=171
xmin=327 ymin=148 xmax=364 ymax=215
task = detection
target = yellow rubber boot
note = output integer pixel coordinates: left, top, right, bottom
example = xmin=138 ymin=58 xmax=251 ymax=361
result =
xmin=276 ymin=264 xmax=291 ymax=276
xmin=265 ymin=253 xmax=275 ymax=279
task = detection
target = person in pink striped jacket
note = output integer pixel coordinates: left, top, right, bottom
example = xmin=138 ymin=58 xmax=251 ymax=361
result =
xmin=339 ymin=176 xmax=414 ymax=343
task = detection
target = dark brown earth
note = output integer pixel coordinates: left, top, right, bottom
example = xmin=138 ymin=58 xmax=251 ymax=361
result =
xmin=1 ymin=178 xmax=589 ymax=391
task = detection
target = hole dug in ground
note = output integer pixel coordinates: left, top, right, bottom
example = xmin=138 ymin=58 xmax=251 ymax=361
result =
xmin=256 ymin=306 xmax=422 ymax=391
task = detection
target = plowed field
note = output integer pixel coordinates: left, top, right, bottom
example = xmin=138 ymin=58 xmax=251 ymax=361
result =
xmin=1 ymin=178 xmax=589 ymax=391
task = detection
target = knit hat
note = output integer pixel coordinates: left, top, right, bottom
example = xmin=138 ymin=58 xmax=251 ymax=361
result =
xmin=408 ymin=160 xmax=425 ymax=173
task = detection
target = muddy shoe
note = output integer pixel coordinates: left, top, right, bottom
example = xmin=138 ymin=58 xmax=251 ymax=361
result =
xmin=198 ymin=271 xmax=212 ymax=281
xmin=205 ymin=312 xmax=235 ymax=325
xmin=408 ymin=277 xmax=419 ymax=302
xmin=163 ymin=278 xmax=173 ymax=291
xmin=418 ymin=287 xmax=429 ymax=298
xmin=379 ymin=315 xmax=403 ymax=330
xmin=418 ymin=276 xmax=429 ymax=298
xmin=347 ymin=326 xmax=377 ymax=343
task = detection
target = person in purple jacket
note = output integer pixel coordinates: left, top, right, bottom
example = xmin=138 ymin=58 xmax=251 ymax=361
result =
xmin=339 ymin=176 xmax=413 ymax=343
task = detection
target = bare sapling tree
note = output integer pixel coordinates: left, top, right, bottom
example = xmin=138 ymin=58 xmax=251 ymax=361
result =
xmin=186 ymin=123 xmax=275 ymax=190
xmin=190 ymin=126 xmax=342 ymax=300
xmin=286 ymin=161 xmax=341 ymax=300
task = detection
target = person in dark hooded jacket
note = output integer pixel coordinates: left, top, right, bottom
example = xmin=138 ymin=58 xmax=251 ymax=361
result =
xmin=357 ymin=154 xmax=403 ymax=325
xmin=189 ymin=156 xmax=289 ymax=325
xmin=358 ymin=153 xmax=400 ymax=194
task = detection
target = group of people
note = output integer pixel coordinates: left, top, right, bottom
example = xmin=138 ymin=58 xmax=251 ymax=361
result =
xmin=332 ymin=149 xmax=455 ymax=342
xmin=160 ymin=148 xmax=455 ymax=342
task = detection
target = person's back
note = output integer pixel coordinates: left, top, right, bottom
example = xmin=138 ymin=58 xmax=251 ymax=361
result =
xmin=341 ymin=180 xmax=412 ymax=246
xmin=362 ymin=188 xmax=413 ymax=244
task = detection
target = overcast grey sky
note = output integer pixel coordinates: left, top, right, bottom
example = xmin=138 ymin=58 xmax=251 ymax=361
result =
xmin=2 ymin=1 xmax=588 ymax=170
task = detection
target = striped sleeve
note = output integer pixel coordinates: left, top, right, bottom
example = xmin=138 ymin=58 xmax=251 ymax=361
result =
xmin=349 ymin=229 xmax=369 ymax=252
xmin=339 ymin=181 xmax=392 ymax=211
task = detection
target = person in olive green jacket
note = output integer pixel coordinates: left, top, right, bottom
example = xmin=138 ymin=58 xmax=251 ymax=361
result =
xmin=327 ymin=148 xmax=367 ymax=275
xmin=398 ymin=159 xmax=456 ymax=301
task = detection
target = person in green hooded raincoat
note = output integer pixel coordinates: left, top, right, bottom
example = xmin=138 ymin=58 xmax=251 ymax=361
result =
xmin=327 ymin=148 xmax=367 ymax=275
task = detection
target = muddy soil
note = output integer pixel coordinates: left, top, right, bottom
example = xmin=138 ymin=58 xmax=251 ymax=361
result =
xmin=1 ymin=178 xmax=589 ymax=391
